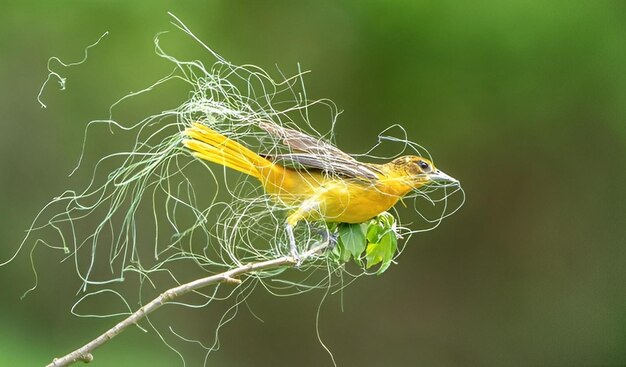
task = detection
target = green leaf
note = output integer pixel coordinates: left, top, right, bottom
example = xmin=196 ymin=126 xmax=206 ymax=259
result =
xmin=366 ymin=221 xmax=384 ymax=244
xmin=326 ymin=222 xmax=338 ymax=232
xmin=329 ymin=239 xmax=342 ymax=262
xmin=338 ymin=223 xmax=366 ymax=264
xmin=378 ymin=211 xmax=395 ymax=228
xmin=365 ymin=230 xmax=398 ymax=274
xmin=365 ymin=242 xmax=382 ymax=268
xmin=366 ymin=212 xmax=395 ymax=243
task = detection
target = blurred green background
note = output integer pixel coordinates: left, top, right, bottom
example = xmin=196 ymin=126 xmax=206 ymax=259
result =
xmin=2 ymin=1 xmax=626 ymax=366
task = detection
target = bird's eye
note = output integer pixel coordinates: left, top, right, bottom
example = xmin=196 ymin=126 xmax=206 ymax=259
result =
xmin=417 ymin=160 xmax=430 ymax=171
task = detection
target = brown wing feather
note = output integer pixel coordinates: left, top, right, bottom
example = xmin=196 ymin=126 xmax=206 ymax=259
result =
xmin=259 ymin=122 xmax=353 ymax=159
xmin=259 ymin=122 xmax=382 ymax=180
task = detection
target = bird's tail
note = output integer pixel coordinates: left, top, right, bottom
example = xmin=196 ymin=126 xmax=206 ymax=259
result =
xmin=183 ymin=122 xmax=274 ymax=179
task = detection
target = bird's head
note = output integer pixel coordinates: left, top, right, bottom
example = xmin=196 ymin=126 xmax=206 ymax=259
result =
xmin=389 ymin=155 xmax=458 ymax=188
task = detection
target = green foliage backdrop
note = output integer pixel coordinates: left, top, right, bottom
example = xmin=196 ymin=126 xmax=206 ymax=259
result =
xmin=1 ymin=1 xmax=625 ymax=365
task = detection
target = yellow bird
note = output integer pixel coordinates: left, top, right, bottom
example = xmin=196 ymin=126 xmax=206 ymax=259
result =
xmin=183 ymin=121 xmax=457 ymax=259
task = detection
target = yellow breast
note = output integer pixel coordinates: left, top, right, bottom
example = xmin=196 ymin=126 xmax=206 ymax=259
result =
xmin=263 ymin=169 xmax=405 ymax=224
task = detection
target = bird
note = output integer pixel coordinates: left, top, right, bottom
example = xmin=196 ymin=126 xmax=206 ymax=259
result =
xmin=182 ymin=121 xmax=458 ymax=261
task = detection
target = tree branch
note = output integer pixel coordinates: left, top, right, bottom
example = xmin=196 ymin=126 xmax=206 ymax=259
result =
xmin=46 ymin=242 xmax=328 ymax=367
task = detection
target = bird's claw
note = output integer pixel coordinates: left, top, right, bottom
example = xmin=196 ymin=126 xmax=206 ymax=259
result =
xmin=290 ymin=247 xmax=302 ymax=267
xmin=285 ymin=224 xmax=302 ymax=267
xmin=323 ymin=231 xmax=338 ymax=250
xmin=311 ymin=225 xmax=338 ymax=250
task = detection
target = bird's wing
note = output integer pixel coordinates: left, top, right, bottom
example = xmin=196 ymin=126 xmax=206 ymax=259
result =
xmin=259 ymin=122 xmax=382 ymax=180
xmin=259 ymin=122 xmax=353 ymax=160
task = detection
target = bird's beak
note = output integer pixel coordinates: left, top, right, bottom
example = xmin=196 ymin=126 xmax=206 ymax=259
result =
xmin=428 ymin=169 xmax=459 ymax=184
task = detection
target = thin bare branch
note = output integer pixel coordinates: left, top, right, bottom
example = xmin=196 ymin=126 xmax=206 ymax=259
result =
xmin=46 ymin=242 xmax=328 ymax=367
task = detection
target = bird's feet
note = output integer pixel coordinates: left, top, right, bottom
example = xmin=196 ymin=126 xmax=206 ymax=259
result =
xmin=285 ymin=224 xmax=340 ymax=267
xmin=285 ymin=224 xmax=301 ymax=267
xmin=317 ymin=227 xmax=338 ymax=250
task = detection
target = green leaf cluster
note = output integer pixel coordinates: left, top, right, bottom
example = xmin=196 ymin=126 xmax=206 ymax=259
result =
xmin=332 ymin=212 xmax=398 ymax=274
